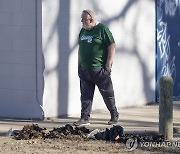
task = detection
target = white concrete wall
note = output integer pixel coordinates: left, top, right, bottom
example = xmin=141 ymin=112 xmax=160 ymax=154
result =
xmin=0 ymin=0 xmax=43 ymax=119
xmin=0 ymin=0 xmax=155 ymax=118
xmin=42 ymin=0 xmax=156 ymax=117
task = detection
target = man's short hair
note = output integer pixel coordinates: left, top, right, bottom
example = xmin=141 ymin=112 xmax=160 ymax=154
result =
xmin=82 ymin=9 xmax=95 ymax=20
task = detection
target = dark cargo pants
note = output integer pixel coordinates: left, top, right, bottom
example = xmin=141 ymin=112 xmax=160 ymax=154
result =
xmin=78 ymin=65 xmax=118 ymax=120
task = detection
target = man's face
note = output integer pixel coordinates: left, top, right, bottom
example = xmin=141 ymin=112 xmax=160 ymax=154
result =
xmin=81 ymin=12 xmax=92 ymax=30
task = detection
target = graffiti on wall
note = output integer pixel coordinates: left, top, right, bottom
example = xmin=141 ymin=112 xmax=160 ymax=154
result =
xmin=157 ymin=18 xmax=176 ymax=79
xmin=164 ymin=0 xmax=180 ymax=16
xmin=157 ymin=0 xmax=180 ymax=99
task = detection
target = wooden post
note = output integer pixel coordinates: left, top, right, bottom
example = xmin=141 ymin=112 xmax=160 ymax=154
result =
xmin=159 ymin=76 xmax=173 ymax=140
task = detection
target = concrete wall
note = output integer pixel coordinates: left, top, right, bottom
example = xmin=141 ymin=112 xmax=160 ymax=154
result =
xmin=0 ymin=0 xmax=43 ymax=119
xmin=0 ymin=0 xmax=155 ymax=118
xmin=42 ymin=0 xmax=156 ymax=117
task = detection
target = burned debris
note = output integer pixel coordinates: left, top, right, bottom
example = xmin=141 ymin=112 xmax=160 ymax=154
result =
xmin=11 ymin=124 xmax=164 ymax=144
xmin=12 ymin=124 xmax=90 ymax=140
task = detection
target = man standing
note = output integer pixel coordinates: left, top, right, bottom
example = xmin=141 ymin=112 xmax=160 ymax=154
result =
xmin=74 ymin=9 xmax=119 ymax=126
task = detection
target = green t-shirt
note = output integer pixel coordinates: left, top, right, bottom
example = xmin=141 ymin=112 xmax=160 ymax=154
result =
xmin=78 ymin=23 xmax=115 ymax=69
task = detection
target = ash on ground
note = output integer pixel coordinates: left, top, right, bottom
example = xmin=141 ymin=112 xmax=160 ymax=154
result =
xmin=11 ymin=124 xmax=164 ymax=144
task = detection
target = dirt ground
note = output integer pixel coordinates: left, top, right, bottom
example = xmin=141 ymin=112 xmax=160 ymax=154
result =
xmin=0 ymin=136 xmax=180 ymax=154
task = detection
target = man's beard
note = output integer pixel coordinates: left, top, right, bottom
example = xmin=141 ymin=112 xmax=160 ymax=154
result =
xmin=83 ymin=24 xmax=91 ymax=30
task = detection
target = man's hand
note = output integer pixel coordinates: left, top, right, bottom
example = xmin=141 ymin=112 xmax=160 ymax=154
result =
xmin=105 ymin=63 xmax=112 ymax=72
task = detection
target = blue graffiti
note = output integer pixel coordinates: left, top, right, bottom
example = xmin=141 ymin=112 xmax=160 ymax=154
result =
xmin=159 ymin=0 xmax=180 ymax=16
xmin=156 ymin=0 xmax=180 ymax=99
xmin=157 ymin=20 xmax=176 ymax=81
xmin=164 ymin=0 xmax=180 ymax=16
xmin=157 ymin=3 xmax=176 ymax=81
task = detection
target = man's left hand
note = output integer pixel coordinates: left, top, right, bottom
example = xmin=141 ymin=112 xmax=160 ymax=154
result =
xmin=105 ymin=64 xmax=112 ymax=72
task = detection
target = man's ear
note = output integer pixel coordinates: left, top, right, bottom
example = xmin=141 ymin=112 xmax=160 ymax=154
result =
xmin=90 ymin=19 xmax=93 ymax=23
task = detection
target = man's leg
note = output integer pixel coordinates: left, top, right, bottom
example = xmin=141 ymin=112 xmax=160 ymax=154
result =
xmin=93 ymin=68 xmax=119 ymax=124
xmin=78 ymin=66 xmax=95 ymax=120
xmin=80 ymin=77 xmax=95 ymax=120
xmin=74 ymin=67 xmax=95 ymax=126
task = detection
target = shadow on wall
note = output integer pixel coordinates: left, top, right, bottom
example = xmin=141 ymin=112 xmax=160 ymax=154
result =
xmin=94 ymin=0 xmax=155 ymax=103
xmin=57 ymin=0 xmax=71 ymax=116
xmin=43 ymin=0 xmax=155 ymax=117
xmin=42 ymin=0 xmax=71 ymax=117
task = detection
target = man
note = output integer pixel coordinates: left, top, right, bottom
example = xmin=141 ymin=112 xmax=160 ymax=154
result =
xmin=73 ymin=9 xmax=119 ymax=126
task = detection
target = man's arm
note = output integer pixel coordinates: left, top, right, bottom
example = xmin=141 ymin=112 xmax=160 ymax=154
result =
xmin=106 ymin=43 xmax=116 ymax=72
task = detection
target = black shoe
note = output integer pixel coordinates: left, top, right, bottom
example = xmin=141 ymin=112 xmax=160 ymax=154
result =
xmin=108 ymin=113 xmax=119 ymax=125
xmin=73 ymin=119 xmax=90 ymax=126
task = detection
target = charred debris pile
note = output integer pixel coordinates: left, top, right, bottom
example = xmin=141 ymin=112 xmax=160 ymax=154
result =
xmin=11 ymin=124 xmax=164 ymax=144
